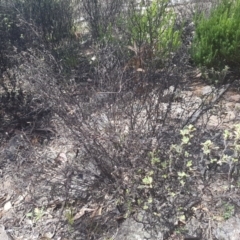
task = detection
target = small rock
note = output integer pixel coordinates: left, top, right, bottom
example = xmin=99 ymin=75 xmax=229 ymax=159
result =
xmin=0 ymin=225 xmax=13 ymax=240
xmin=229 ymin=94 xmax=240 ymax=102
xmin=115 ymin=212 xmax=164 ymax=240
xmin=201 ymin=86 xmax=213 ymax=95
xmin=214 ymin=216 xmax=240 ymax=240
xmin=3 ymin=201 xmax=12 ymax=212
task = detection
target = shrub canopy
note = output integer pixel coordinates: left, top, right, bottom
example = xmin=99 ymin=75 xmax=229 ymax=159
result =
xmin=191 ymin=0 xmax=240 ymax=71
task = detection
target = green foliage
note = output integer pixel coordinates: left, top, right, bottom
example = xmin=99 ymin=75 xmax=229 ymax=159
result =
xmin=125 ymin=0 xmax=181 ymax=60
xmin=171 ymin=125 xmax=196 ymax=186
xmin=138 ymin=123 xmax=240 ymax=210
xmin=89 ymin=21 xmax=119 ymax=44
xmin=199 ymin=65 xmax=230 ymax=84
xmin=201 ymin=124 xmax=240 ymax=179
xmin=223 ymin=202 xmax=235 ymax=220
xmin=149 ymin=150 xmax=160 ymax=165
xmin=65 ymin=207 xmax=74 ymax=226
xmin=191 ymin=0 xmax=240 ymax=72
xmin=26 ymin=207 xmax=46 ymax=223
xmin=142 ymin=174 xmax=153 ymax=188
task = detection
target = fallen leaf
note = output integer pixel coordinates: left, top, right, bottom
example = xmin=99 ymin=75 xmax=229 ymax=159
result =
xmin=3 ymin=201 xmax=12 ymax=212
xmin=41 ymin=231 xmax=55 ymax=239
xmin=14 ymin=195 xmax=25 ymax=205
xmin=196 ymin=72 xmax=202 ymax=78
xmin=213 ymin=215 xmax=224 ymax=221
xmin=73 ymin=207 xmax=95 ymax=220
xmin=90 ymin=206 xmax=102 ymax=218
xmin=136 ymin=68 xmax=145 ymax=72
xmin=178 ymin=214 xmax=186 ymax=223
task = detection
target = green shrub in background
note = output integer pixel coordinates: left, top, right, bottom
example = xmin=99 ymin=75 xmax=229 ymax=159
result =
xmin=125 ymin=0 xmax=181 ymax=62
xmin=191 ymin=0 xmax=240 ymax=72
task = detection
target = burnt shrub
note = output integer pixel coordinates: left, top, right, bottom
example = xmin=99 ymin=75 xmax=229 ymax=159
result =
xmin=52 ymin=42 xmax=210 ymax=238
xmin=0 ymin=49 xmax=55 ymax=140
xmin=0 ymin=1 xmax=24 ymax=73
xmin=1 ymin=1 xmax=235 ymax=239
xmin=81 ymin=0 xmax=125 ymax=41
xmin=14 ymin=0 xmax=75 ymax=46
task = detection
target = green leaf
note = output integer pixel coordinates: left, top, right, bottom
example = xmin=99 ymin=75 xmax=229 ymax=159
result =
xmin=26 ymin=212 xmax=33 ymax=218
xmin=180 ymin=179 xmax=185 ymax=186
xmin=143 ymin=205 xmax=149 ymax=210
xmin=184 ymin=151 xmax=190 ymax=157
xmin=142 ymin=176 xmax=153 ymax=185
xmin=151 ymin=157 xmax=160 ymax=165
xmin=161 ymin=161 xmax=167 ymax=168
xmin=171 ymin=144 xmax=182 ymax=153
xmin=180 ymin=129 xmax=189 ymax=136
xmin=148 ymin=197 xmax=153 ymax=204
xmin=178 ymin=172 xmax=187 ymax=178
xmin=179 ymin=214 xmax=186 ymax=222
xmin=201 ymin=140 xmax=213 ymax=154
xmin=182 ymin=136 xmax=190 ymax=144
xmin=186 ymin=160 xmax=192 ymax=168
